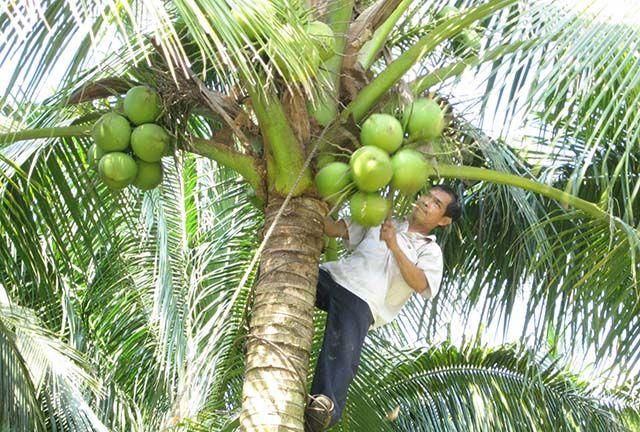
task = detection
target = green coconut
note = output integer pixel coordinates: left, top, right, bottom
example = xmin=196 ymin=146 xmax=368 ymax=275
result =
xmin=87 ymin=143 xmax=105 ymax=170
xmin=360 ymin=113 xmax=404 ymax=154
xmin=403 ymin=98 xmax=445 ymax=141
xmin=305 ymin=20 xmax=335 ymax=61
xmin=132 ymin=160 xmax=163 ymax=191
xmin=390 ymin=149 xmax=429 ymax=195
xmin=123 ymin=86 xmax=162 ymax=125
xmin=315 ymin=162 xmax=351 ymax=203
xmin=98 ymin=152 xmax=138 ymax=190
xmin=91 ymin=112 xmax=131 ymax=152
xmin=349 ymin=146 xmax=393 ymax=192
xmin=350 ymin=191 xmax=391 ymax=227
xmin=269 ymin=24 xmax=321 ymax=82
xmin=131 ymin=124 xmax=170 ymax=163
xmin=232 ymin=0 xmax=276 ymax=42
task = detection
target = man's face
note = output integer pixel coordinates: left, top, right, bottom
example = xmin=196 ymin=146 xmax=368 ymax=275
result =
xmin=411 ymin=188 xmax=453 ymax=228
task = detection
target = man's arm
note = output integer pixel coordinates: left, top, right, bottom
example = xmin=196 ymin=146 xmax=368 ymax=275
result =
xmin=324 ymin=217 xmax=349 ymax=239
xmin=380 ymin=221 xmax=430 ymax=295
xmin=389 ymin=245 xmax=430 ymax=295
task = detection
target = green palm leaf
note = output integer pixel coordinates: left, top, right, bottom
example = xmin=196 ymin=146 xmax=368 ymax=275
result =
xmin=344 ymin=337 xmax=635 ymax=431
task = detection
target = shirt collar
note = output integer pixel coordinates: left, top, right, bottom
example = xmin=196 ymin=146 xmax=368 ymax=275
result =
xmin=398 ymin=220 xmax=436 ymax=242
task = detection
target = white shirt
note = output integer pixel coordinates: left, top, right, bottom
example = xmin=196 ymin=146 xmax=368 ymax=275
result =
xmin=321 ymin=219 xmax=443 ymax=328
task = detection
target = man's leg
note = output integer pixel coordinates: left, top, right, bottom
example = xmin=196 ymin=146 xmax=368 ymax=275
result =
xmin=314 ymin=268 xmax=332 ymax=312
xmin=310 ymin=269 xmax=373 ymax=427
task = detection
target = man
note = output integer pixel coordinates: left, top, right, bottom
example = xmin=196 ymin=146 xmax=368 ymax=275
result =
xmin=305 ymin=185 xmax=462 ymax=432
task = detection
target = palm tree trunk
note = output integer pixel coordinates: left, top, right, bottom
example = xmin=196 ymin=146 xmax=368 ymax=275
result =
xmin=240 ymin=196 xmax=327 ymax=431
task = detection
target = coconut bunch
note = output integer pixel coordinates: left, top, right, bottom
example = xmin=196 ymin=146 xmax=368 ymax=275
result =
xmin=315 ymin=97 xmax=446 ymax=227
xmin=89 ymin=86 xmax=169 ymax=191
xmin=267 ymin=20 xmax=334 ymax=82
xmin=232 ymin=0 xmax=336 ymax=82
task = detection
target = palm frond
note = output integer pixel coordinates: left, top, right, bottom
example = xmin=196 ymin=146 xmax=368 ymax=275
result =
xmin=0 ymin=315 xmax=45 ymax=432
xmin=343 ymin=337 xmax=633 ymax=431
xmin=1 ymin=0 xmax=331 ymax=108
xmin=0 ymin=302 xmax=109 ymax=432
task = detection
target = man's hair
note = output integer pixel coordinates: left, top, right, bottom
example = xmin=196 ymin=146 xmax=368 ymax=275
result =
xmin=432 ymin=184 xmax=462 ymax=222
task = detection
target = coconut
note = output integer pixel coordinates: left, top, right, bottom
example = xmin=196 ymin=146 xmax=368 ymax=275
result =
xmin=350 ymin=191 xmax=390 ymax=227
xmin=91 ymin=112 xmax=131 ymax=152
xmin=87 ymin=143 xmax=105 ymax=170
xmin=269 ymin=24 xmax=321 ymax=82
xmin=305 ymin=20 xmax=335 ymax=61
xmin=131 ymin=124 xmax=170 ymax=163
xmin=132 ymin=160 xmax=163 ymax=191
xmin=403 ymin=98 xmax=445 ymax=141
xmin=360 ymin=113 xmax=404 ymax=154
xmin=390 ymin=149 xmax=428 ymax=195
xmin=349 ymin=146 xmax=393 ymax=192
xmin=123 ymin=86 xmax=162 ymax=125
xmin=98 ymin=152 xmax=138 ymax=190
xmin=315 ymin=162 xmax=351 ymax=203
xmin=233 ymin=0 xmax=276 ymax=42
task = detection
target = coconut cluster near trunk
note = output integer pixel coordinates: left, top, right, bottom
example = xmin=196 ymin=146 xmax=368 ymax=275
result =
xmin=314 ymin=97 xmax=446 ymax=226
xmin=89 ymin=85 xmax=168 ymax=191
xmin=230 ymin=1 xmax=337 ymax=84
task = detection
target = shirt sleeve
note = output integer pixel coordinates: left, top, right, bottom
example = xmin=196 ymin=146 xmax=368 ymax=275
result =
xmin=343 ymin=218 xmax=367 ymax=251
xmin=416 ymin=243 xmax=444 ymax=299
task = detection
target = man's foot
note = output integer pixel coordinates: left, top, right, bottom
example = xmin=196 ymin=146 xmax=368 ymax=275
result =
xmin=304 ymin=394 xmax=334 ymax=432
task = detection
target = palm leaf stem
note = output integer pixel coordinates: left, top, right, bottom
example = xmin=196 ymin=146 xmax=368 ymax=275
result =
xmin=308 ymin=0 xmax=355 ymax=126
xmin=190 ymin=138 xmax=263 ymax=195
xmin=0 ymin=123 xmax=264 ymax=194
xmin=0 ymin=124 xmax=91 ymax=146
xmin=247 ymin=88 xmax=312 ymax=195
xmin=357 ymin=0 xmax=413 ymax=71
xmin=410 ymin=39 xmax=538 ymax=95
xmin=347 ymin=0 xmax=516 ymax=122
xmin=433 ymin=164 xmax=606 ymax=219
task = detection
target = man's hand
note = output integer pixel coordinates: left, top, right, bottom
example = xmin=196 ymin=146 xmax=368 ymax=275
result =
xmin=381 ymin=220 xmax=430 ymax=294
xmin=324 ymin=217 xmax=349 ymax=239
xmin=380 ymin=219 xmax=398 ymax=250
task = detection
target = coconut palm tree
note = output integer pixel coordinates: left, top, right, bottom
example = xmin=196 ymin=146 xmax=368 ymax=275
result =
xmin=1 ymin=0 xmax=640 ymax=430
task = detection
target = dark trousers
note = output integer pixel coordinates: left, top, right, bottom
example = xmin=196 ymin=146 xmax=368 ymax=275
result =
xmin=311 ymin=268 xmax=374 ymax=426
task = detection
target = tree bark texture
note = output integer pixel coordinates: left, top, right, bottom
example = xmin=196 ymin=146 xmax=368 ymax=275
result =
xmin=240 ymin=196 xmax=327 ymax=431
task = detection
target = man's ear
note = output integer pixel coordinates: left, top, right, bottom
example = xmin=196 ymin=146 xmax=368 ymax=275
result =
xmin=438 ymin=216 xmax=452 ymax=227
